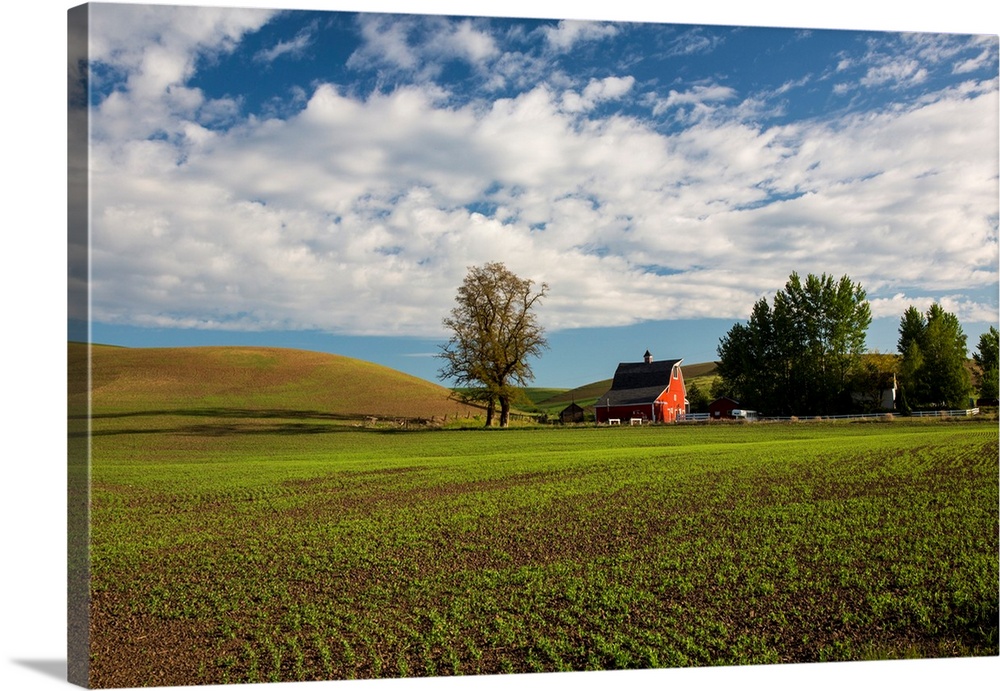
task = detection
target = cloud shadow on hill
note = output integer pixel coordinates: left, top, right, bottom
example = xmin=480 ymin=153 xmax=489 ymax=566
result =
xmin=72 ymin=407 xmax=451 ymax=438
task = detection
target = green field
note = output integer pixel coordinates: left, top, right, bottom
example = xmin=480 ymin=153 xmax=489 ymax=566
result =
xmin=86 ymin=408 xmax=999 ymax=687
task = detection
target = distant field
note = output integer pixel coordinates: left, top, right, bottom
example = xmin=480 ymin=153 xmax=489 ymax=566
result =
xmin=86 ymin=408 xmax=999 ymax=687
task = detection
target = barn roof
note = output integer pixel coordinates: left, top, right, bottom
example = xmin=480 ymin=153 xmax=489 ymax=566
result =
xmin=599 ymin=358 xmax=683 ymax=407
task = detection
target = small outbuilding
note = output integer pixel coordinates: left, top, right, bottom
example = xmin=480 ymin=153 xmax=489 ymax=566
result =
xmin=558 ymin=402 xmax=586 ymax=424
xmin=708 ymin=397 xmax=741 ymax=420
xmin=851 ymin=371 xmax=897 ymax=411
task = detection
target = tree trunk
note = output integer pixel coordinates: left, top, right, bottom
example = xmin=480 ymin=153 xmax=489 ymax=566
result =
xmin=484 ymin=399 xmax=495 ymax=427
xmin=499 ymin=396 xmax=511 ymax=428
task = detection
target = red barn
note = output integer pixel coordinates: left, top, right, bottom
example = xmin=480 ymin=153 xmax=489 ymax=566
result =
xmin=594 ymin=350 xmax=687 ymax=424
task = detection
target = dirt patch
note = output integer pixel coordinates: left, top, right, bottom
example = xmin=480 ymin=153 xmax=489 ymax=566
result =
xmin=90 ymin=593 xmax=221 ymax=688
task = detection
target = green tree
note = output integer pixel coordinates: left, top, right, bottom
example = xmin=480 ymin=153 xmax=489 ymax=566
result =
xmin=780 ymin=273 xmax=872 ymax=413
xmin=717 ymin=297 xmax=788 ymax=413
xmin=973 ymin=326 xmax=999 ymax=402
xmin=717 ymin=272 xmax=871 ymax=415
xmin=896 ymin=304 xmax=972 ymax=409
xmin=896 ymin=306 xmax=927 ymax=411
xmin=438 ymin=262 xmax=549 ymax=427
xmin=685 ymin=381 xmax=711 ymax=413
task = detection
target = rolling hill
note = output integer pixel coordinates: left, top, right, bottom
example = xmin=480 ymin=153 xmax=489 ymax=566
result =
xmin=70 ymin=343 xmax=481 ymax=420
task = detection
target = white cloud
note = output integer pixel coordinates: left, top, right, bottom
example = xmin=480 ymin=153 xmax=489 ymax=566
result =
xmin=87 ymin=3 xmax=275 ymax=144
xmin=861 ymin=59 xmax=928 ymax=88
xmin=584 ymin=76 xmax=635 ymax=101
xmin=869 ymin=294 xmax=998 ymax=324
xmin=87 ymin=9 xmax=998 ymax=340
xmin=349 ymin=14 xmax=420 ymax=71
xmin=666 ymin=27 xmax=725 ymax=57
xmin=542 ymin=20 xmax=618 ymax=52
xmin=775 ymin=75 xmax=812 ymax=95
xmin=651 ymin=84 xmax=737 ymax=118
xmin=436 ymin=19 xmax=500 ymax=63
xmin=348 ymin=14 xmax=499 ymax=77
xmin=848 ymin=33 xmax=997 ymax=92
xmin=255 ymin=26 xmax=315 ymax=62
xmin=954 ymin=49 xmax=995 ymax=74
xmin=561 ymin=76 xmax=635 ymax=112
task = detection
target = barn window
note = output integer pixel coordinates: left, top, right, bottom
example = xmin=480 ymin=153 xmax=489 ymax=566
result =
xmin=672 ymin=365 xmax=679 ymax=379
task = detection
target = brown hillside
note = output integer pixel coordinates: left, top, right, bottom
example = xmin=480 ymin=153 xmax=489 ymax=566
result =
xmin=70 ymin=343 xmax=479 ymax=420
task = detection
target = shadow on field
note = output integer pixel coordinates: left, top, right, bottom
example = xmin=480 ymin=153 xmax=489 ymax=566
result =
xmin=71 ymin=408 xmax=419 ymax=438
xmin=77 ymin=407 xmax=352 ymax=421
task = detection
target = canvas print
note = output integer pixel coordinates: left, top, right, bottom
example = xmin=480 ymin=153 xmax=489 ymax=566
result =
xmin=68 ymin=2 xmax=999 ymax=689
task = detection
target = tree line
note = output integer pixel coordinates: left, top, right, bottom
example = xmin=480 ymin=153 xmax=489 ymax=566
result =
xmin=713 ymin=271 xmax=998 ymax=416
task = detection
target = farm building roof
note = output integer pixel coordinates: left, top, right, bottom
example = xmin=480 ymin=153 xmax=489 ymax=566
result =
xmin=599 ymin=358 xmax=682 ymax=406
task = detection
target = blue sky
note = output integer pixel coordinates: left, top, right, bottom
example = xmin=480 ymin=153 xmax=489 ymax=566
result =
xmin=71 ymin=1 xmax=999 ymax=388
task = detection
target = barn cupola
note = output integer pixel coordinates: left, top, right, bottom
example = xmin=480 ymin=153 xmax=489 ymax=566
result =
xmin=644 ymin=349 xmax=653 ymax=364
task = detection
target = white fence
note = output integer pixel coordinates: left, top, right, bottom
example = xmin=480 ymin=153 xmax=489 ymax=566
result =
xmin=905 ymin=408 xmax=980 ymax=418
xmin=679 ymin=408 xmax=980 ymax=423
xmin=684 ymin=413 xmax=711 ymax=422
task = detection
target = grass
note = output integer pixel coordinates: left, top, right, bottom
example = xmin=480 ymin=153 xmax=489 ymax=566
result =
xmin=86 ymin=411 xmax=999 ymax=687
